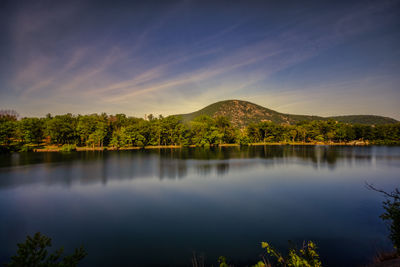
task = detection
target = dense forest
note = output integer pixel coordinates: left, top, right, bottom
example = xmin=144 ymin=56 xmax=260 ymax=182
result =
xmin=0 ymin=110 xmax=399 ymax=152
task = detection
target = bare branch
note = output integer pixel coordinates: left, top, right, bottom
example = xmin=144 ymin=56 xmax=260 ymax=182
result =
xmin=366 ymin=182 xmax=400 ymax=200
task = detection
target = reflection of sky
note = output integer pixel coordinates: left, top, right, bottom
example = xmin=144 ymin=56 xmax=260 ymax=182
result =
xmin=0 ymin=146 xmax=399 ymax=266
xmin=0 ymin=1 xmax=399 ymax=119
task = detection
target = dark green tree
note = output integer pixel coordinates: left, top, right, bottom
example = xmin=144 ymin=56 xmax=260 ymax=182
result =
xmin=246 ymin=123 xmax=261 ymax=143
xmin=0 ymin=116 xmax=17 ymax=146
xmin=215 ymin=116 xmax=237 ymax=143
xmin=5 ymin=232 xmax=87 ymax=267
xmin=76 ymin=115 xmax=97 ymax=146
xmin=18 ymin=118 xmax=44 ymax=144
xmin=367 ymin=184 xmax=400 ymax=254
xmin=45 ymin=114 xmax=77 ymax=145
xmin=190 ymin=115 xmax=223 ymax=146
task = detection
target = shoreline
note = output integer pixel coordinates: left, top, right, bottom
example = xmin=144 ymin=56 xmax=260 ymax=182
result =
xmin=249 ymin=141 xmax=369 ymax=146
xmin=30 ymin=141 xmax=372 ymax=152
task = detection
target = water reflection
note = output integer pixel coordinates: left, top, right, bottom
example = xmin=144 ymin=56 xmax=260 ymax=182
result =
xmin=0 ymin=146 xmax=399 ymax=266
xmin=1 ymin=146 xmax=399 ymax=189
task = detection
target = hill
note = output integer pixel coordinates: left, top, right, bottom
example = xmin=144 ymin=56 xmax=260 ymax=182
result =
xmin=176 ymin=100 xmax=398 ymax=127
xmin=327 ymin=115 xmax=398 ymax=125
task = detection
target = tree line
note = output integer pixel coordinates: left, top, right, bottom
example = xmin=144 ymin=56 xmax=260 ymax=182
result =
xmin=0 ymin=110 xmax=399 ymax=152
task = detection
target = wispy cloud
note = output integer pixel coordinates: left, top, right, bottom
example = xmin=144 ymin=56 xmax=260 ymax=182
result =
xmin=1 ymin=0 xmax=399 ymax=118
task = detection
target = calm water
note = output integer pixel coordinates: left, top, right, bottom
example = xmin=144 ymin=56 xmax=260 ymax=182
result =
xmin=0 ymin=146 xmax=399 ymax=266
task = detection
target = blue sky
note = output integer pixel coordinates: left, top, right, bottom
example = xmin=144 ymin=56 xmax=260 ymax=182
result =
xmin=0 ymin=0 xmax=399 ymax=119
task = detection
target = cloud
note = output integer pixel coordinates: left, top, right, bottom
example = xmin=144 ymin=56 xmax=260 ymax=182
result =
xmin=1 ymin=0 xmax=399 ymax=119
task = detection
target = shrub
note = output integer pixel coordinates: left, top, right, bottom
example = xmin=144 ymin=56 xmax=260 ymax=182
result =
xmin=60 ymin=144 xmax=76 ymax=152
xmin=218 ymin=241 xmax=322 ymax=267
xmin=19 ymin=144 xmax=35 ymax=152
xmin=5 ymin=232 xmax=87 ymax=267
xmin=255 ymin=241 xmax=322 ymax=267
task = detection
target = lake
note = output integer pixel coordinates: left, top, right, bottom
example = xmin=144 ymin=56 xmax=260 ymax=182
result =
xmin=0 ymin=146 xmax=399 ymax=266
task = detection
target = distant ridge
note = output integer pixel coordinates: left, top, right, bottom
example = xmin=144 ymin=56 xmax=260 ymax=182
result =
xmin=176 ymin=100 xmax=398 ymax=127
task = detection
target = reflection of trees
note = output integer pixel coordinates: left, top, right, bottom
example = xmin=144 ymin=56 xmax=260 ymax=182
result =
xmin=0 ymin=146 xmax=378 ymax=188
xmin=155 ymin=146 xmax=358 ymax=168
xmin=158 ymin=158 xmax=230 ymax=178
xmin=196 ymin=163 xmax=212 ymax=176
xmin=216 ymin=162 xmax=229 ymax=176
xmin=159 ymin=159 xmax=187 ymax=179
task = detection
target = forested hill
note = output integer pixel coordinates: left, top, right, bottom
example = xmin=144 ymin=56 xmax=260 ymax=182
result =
xmin=177 ymin=100 xmax=398 ymax=127
xmin=327 ymin=115 xmax=398 ymax=125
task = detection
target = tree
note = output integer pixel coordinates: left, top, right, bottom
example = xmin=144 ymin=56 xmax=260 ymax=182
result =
xmin=215 ymin=116 xmax=237 ymax=143
xmin=159 ymin=116 xmax=183 ymax=145
xmin=93 ymin=120 xmax=109 ymax=148
xmin=0 ymin=109 xmax=19 ymax=120
xmin=5 ymin=232 xmax=87 ymax=267
xmin=109 ymin=129 xmax=123 ymax=148
xmin=109 ymin=113 xmax=128 ymax=131
xmin=295 ymin=125 xmax=306 ymax=143
xmin=1 ymin=109 xmax=400 ymax=150
xmin=289 ymin=128 xmax=297 ymax=143
xmin=367 ymin=183 xmax=400 ymax=254
xmin=190 ymin=115 xmax=223 ymax=146
xmin=334 ymin=125 xmax=346 ymax=142
xmin=344 ymin=125 xmax=356 ymax=141
xmin=45 ymin=114 xmax=77 ymax=145
xmin=18 ymin=118 xmax=44 ymax=144
xmin=246 ymin=123 xmax=261 ymax=143
xmin=0 ymin=116 xmax=17 ymax=146
xmin=76 ymin=115 xmax=97 ymax=146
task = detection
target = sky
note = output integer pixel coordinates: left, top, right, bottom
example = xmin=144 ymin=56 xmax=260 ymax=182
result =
xmin=0 ymin=0 xmax=399 ymax=119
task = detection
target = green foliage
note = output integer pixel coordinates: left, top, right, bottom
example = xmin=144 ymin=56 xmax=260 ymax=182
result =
xmin=218 ymin=241 xmax=322 ymax=267
xmin=245 ymin=120 xmax=400 ymax=144
xmin=60 ymin=144 xmax=77 ymax=152
xmin=0 ymin=116 xmax=17 ymax=146
xmin=237 ymin=131 xmax=250 ymax=145
xmin=19 ymin=144 xmax=35 ymax=152
xmin=382 ymin=194 xmax=400 ymax=253
xmin=18 ymin=117 xmax=44 ymax=144
xmin=260 ymin=241 xmax=322 ymax=267
xmin=252 ymin=261 xmax=266 ymax=267
xmin=76 ymin=115 xmax=97 ymax=145
xmin=190 ymin=115 xmax=220 ymax=146
xmin=372 ymin=187 xmax=400 ymax=253
xmin=1 ymin=106 xmax=399 ymax=153
xmin=5 ymin=232 xmax=87 ymax=267
xmin=218 ymin=256 xmax=230 ymax=267
xmin=45 ymin=114 xmax=77 ymax=145
xmin=367 ymin=184 xmax=400 ymax=255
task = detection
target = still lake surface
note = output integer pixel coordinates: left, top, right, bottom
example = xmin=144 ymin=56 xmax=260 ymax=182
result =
xmin=0 ymin=146 xmax=399 ymax=266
